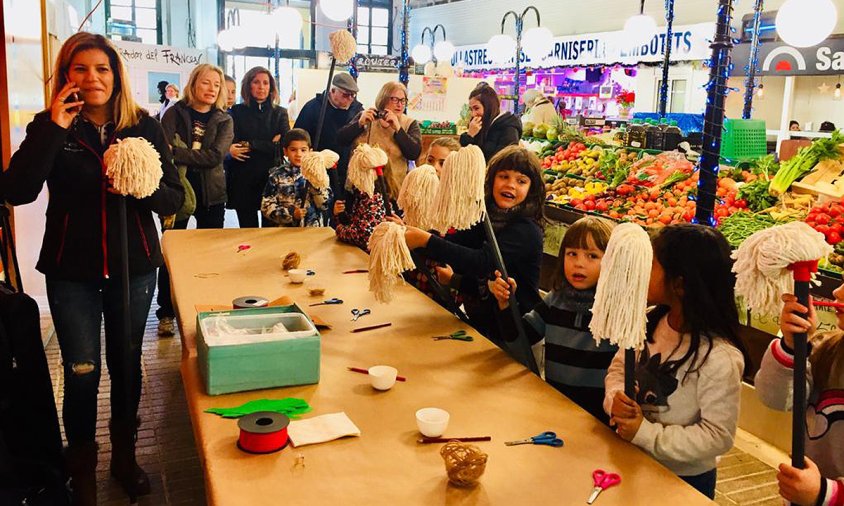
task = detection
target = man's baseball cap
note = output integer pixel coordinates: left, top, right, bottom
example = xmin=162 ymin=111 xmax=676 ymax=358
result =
xmin=332 ymin=72 xmax=359 ymax=93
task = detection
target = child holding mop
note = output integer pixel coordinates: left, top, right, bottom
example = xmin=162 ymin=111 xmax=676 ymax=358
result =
xmin=604 ymin=224 xmax=747 ymax=499
xmin=756 ymin=287 xmax=844 ymax=506
xmin=490 ymin=216 xmax=617 ymax=424
xmin=400 ymin=145 xmax=544 ymax=343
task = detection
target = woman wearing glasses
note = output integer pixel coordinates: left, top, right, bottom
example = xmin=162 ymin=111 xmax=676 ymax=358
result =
xmin=337 ymin=81 xmax=421 ymax=200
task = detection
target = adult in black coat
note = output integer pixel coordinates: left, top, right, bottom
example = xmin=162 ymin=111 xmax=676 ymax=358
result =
xmin=293 ymin=72 xmax=363 ymax=201
xmin=2 ymin=32 xmax=183 ymax=505
xmin=228 ymin=66 xmax=289 ymax=227
xmin=460 ymin=83 xmax=522 ymax=162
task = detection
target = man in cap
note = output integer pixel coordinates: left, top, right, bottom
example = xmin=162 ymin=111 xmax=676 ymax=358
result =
xmin=294 ymin=72 xmax=364 ymax=205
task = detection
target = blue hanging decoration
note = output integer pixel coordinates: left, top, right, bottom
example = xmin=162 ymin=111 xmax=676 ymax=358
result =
xmin=399 ymin=0 xmax=410 ymax=86
xmin=742 ymin=0 xmax=765 ymax=120
xmin=658 ymin=0 xmax=675 ymax=117
xmin=694 ymin=0 xmax=735 ymax=228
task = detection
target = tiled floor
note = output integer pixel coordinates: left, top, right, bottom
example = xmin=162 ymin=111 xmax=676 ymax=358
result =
xmin=43 ymin=313 xmax=207 ymax=505
xmin=42 ymin=305 xmax=784 ymax=506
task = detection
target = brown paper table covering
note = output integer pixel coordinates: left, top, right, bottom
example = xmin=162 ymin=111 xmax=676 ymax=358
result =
xmin=162 ymin=228 xmax=714 ymax=505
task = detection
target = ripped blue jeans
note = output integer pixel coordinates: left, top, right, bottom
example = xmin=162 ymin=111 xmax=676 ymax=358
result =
xmin=46 ymin=271 xmax=156 ymax=445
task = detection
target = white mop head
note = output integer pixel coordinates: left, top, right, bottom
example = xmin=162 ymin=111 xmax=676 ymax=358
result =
xmin=300 ymin=149 xmax=339 ymax=190
xmin=103 ymin=137 xmax=162 ymax=198
xmin=432 ymin=145 xmax=487 ymax=232
xmin=347 ymin=143 xmax=387 ymax=197
xmin=397 ymin=164 xmax=440 ymax=231
xmin=329 ymin=30 xmax=357 ymax=63
xmin=732 ymin=221 xmax=832 ymax=316
xmin=367 ymin=221 xmax=416 ymax=303
xmin=589 ymin=223 xmax=653 ymax=350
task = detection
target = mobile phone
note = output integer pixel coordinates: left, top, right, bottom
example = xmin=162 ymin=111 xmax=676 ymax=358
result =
xmin=65 ymin=92 xmax=82 ymax=113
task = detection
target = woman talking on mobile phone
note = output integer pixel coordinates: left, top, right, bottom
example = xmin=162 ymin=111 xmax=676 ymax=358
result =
xmin=2 ymin=32 xmax=183 ymax=505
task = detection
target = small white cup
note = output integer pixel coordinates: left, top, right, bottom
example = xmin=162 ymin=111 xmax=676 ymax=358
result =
xmin=368 ymin=365 xmax=398 ymax=391
xmin=415 ymin=407 xmax=450 ymax=437
xmin=288 ymin=269 xmax=307 ymax=283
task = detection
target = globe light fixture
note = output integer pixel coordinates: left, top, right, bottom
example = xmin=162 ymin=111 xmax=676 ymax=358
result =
xmin=521 ymin=26 xmax=553 ymax=62
xmin=624 ymin=12 xmax=658 ymax=47
xmin=775 ymin=0 xmax=837 ymax=48
xmin=433 ymin=40 xmax=456 ymax=63
xmin=320 ymin=0 xmax=354 ymax=22
xmin=412 ymin=44 xmax=432 ymax=65
xmin=272 ymin=6 xmax=303 ymax=48
xmin=486 ymin=33 xmax=516 ymax=64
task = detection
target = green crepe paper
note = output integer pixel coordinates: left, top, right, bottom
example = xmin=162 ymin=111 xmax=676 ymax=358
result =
xmin=205 ymin=398 xmax=312 ymax=419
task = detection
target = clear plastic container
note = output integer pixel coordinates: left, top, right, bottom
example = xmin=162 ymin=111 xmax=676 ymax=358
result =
xmin=200 ymin=312 xmax=317 ymax=346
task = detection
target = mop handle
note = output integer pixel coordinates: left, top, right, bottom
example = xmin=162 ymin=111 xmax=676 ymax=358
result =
xmin=481 ymin=214 xmax=540 ymax=375
xmin=374 ymin=166 xmax=391 ymax=217
xmin=118 ymin=197 xmax=137 ymax=502
xmin=789 ymin=260 xmax=816 ymax=471
xmin=313 ymin=57 xmax=336 ymax=197
xmin=624 ymin=349 xmax=636 ymax=399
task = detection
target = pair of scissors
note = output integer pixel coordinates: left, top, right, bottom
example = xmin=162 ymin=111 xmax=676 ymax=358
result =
xmin=587 ymin=469 xmax=621 ymax=504
xmin=504 ymin=431 xmax=564 ymax=447
xmin=351 ymin=308 xmax=371 ymax=321
xmin=309 ymin=298 xmax=343 ymax=307
xmin=432 ymin=330 xmax=473 ymax=341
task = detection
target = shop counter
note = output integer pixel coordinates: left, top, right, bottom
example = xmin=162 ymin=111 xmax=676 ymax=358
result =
xmin=162 ymin=228 xmax=714 ymax=505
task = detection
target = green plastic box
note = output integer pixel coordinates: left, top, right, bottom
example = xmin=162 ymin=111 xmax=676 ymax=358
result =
xmin=720 ymin=118 xmax=768 ymax=161
xmin=196 ymin=305 xmax=321 ymax=395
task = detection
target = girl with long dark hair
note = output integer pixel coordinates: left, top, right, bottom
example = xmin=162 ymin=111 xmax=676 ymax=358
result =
xmin=604 ymin=224 xmax=748 ymax=499
xmin=460 ymin=83 xmax=522 ymax=162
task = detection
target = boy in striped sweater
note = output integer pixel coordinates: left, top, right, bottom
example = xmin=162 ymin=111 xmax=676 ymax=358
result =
xmin=491 ymin=216 xmax=617 ymax=424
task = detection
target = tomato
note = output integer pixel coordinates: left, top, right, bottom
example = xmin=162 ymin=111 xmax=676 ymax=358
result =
xmin=734 ymin=199 xmax=747 ymax=209
xmin=596 ymin=201 xmax=609 ymax=212
xmin=584 ymin=200 xmax=596 ymax=210
xmin=570 ymin=199 xmax=583 ymax=207
xmin=829 ymin=231 xmax=842 ymax=244
xmin=816 ymin=224 xmax=831 ymax=235
xmin=831 ymin=205 xmax=844 ymax=218
xmin=715 ymin=207 xmax=728 ymax=218
xmin=816 ymin=214 xmax=832 ymax=225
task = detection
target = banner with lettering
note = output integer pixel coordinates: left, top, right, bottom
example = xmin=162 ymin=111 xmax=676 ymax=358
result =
xmin=451 ymin=23 xmax=715 ymax=71
xmin=731 ymin=37 xmax=844 ymax=76
xmin=113 ymin=40 xmax=208 ymax=116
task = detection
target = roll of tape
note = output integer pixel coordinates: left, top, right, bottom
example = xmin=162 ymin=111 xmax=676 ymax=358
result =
xmin=237 ymin=412 xmax=290 ymax=454
xmin=232 ymin=296 xmax=269 ymax=309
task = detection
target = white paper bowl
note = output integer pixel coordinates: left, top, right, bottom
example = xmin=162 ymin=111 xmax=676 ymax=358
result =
xmin=415 ymin=407 xmax=450 ymax=437
xmin=368 ymin=365 xmax=398 ymax=391
xmin=288 ymin=269 xmax=307 ymax=283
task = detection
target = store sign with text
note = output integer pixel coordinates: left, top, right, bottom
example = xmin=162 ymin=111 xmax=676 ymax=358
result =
xmin=353 ymin=54 xmax=401 ymax=73
xmin=451 ymin=23 xmax=715 ymax=71
xmin=113 ymin=40 xmax=205 ymax=70
xmin=731 ymin=37 xmax=844 ymax=76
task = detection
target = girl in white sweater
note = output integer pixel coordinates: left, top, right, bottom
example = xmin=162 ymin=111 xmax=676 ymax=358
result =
xmin=604 ymin=224 xmax=748 ymax=499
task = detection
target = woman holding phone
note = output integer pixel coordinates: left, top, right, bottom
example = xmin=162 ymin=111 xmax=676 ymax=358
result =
xmin=2 ymin=32 xmax=183 ymax=505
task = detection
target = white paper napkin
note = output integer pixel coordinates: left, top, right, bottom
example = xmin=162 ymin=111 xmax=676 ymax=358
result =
xmin=288 ymin=412 xmax=361 ymax=447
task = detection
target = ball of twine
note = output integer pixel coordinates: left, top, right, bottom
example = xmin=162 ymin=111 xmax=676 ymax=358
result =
xmin=282 ymin=251 xmax=301 ymax=271
xmin=440 ymin=441 xmax=488 ymax=487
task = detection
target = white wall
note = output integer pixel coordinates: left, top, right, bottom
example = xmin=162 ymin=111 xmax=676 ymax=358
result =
xmin=725 ymin=76 xmax=844 ymax=131
xmin=636 ymin=63 xmax=710 ymax=115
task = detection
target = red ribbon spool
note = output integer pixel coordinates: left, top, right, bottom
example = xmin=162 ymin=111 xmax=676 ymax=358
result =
xmin=237 ymin=412 xmax=290 ymax=454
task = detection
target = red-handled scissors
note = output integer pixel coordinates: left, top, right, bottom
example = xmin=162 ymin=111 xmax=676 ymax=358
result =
xmin=587 ymin=469 xmax=621 ymax=504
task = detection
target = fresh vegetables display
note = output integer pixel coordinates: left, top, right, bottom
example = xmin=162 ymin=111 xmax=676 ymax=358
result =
xmin=769 ymin=130 xmax=843 ymax=196
xmin=718 ymin=212 xmax=777 ymax=248
xmin=625 ymin=152 xmax=695 ymax=187
xmin=805 ymin=197 xmax=844 ymax=246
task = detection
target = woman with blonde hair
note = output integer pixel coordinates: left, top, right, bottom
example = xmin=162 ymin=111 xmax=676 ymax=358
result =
xmin=228 ymin=66 xmax=290 ymax=227
xmin=157 ymin=83 xmax=179 ymax=120
xmin=337 ymin=80 xmax=422 ymax=200
xmin=156 ymin=63 xmax=233 ymax=335
xmin=2 ymin=32 xmax=183 ymax=505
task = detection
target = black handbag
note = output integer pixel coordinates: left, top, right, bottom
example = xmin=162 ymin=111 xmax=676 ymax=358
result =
xmin=0 ymin=204 xmax=70 ymax=505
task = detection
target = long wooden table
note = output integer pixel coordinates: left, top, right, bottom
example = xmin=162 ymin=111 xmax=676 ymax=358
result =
xmin=162 ymin=228 xmax=714 ymax=505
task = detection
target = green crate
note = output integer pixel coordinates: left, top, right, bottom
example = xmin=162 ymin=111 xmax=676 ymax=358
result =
xmin=720 ymin=119 xmax=767 ymax=161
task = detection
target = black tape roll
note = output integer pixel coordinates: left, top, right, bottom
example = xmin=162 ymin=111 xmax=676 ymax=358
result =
xmin=232 ymin=296 xmax=269 ymax=309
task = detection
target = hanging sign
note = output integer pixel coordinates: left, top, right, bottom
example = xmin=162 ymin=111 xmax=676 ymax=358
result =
xmin=451 ymin=23 xmax=715 ymax=71
xmin=731 ymin=36 xmax=844 ymax=76
xmin=409 ymin=76 xmax=448 ymax=112
xmin=352 ymin=54 xmax=401 ymax=73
